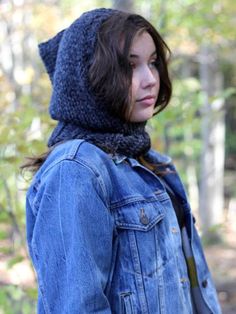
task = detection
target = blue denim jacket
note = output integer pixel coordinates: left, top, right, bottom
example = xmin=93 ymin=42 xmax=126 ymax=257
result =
xmin=26 ymin=139 xmax=221 ymax=314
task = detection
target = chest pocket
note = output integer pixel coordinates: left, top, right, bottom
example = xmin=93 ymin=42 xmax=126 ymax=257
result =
xmin=114 ymin=199 xmax=164 ymax=231
xmin=113 ymin=197 xmax=174 ymax=277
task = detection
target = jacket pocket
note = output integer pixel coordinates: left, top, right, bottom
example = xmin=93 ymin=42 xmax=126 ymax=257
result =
xmin=120 ymin=292 xmax=134 ymax=314
xmin=114 ymin=199 xmax=165 ymax=232
xmin=111 ymin=198 xmax=172 ymax=313
xmin=113 ymin=199 xmax=169 ymax=277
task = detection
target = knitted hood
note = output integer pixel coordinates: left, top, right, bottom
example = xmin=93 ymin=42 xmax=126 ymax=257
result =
xmin=39 ymin=8 xmax=151 ymax=157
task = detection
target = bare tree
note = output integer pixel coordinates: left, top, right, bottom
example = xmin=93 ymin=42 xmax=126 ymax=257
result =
xmin=199 ymin=45 xmax=225 ymax=241
xmin=112 ymin=0 xmax=134 ymax=12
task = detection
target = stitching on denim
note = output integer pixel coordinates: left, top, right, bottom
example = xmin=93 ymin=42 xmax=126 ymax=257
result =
xmin=110 ymin=193 xmax=169 ymax=209
xmin=116 ymin=214 xmax=165 ymax=231
xmin=128 ymin=231 xmax=148 ymax=313
xmin=39 ymin=157 xmax=110 ymax=209
xmin=58 ymin=162 xmax=67 ymax=260
xmin=67 ymin=139 xmax=85 ymax=159
xmin=31 ymin=242 xmax=51 ymax=314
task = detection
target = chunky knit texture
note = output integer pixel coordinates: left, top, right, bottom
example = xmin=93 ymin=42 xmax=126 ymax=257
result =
xmin=39 ymin=8 xmax=151 ymax=157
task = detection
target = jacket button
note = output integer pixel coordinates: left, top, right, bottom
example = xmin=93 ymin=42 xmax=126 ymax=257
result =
xmin=171 ymin=227 xmax=178 ymax=234
xmin=140 ymin=208 xmax=149 ymax=225
xmin=202 ymin=279 xmax=208 ymax=288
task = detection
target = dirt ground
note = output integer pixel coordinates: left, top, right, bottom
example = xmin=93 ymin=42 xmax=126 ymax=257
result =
xmin=204 ymin=222 xmax=236 ymax=314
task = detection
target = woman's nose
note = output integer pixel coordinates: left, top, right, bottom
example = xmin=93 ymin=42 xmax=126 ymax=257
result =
xmin=141 ymin=67 xmax=158 ymax=88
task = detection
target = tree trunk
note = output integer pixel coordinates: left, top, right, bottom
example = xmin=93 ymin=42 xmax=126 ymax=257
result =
xmin=112 ymin=0 xmax=134 ymax=12
xmin=199 ymin=45 xmax=225 ymax=242
xmin=184 ymin=131 xmax=199 ymax=218
xmin=181 ymin=59 xmax=199 ymax=217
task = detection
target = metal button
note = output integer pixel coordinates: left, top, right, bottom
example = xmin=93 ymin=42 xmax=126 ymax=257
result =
xmin=171 ymin=227 xmax=179 ymax=234
xmin=180 ymin=277 xmax=188 ymax=283
xmin=140 ymin=208 xmax=149 ymax=225
xmin=202 ymin=279 xmax=208 ymax=288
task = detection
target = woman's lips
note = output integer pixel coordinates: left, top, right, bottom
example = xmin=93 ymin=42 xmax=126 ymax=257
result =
xmin=136 ymin=96 xmax=156 ymax=106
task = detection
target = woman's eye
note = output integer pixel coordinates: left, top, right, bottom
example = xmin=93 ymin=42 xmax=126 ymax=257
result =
xmin=149 ymin=59 xmax=159 ymax=68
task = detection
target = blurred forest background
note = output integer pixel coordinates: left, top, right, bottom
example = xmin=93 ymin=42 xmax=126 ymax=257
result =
xmin=0 ymin=0 xmax=235 ymax=313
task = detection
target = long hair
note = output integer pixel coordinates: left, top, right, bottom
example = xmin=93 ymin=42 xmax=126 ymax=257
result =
xmin=22 ymin=11 xmax=172 ymax=173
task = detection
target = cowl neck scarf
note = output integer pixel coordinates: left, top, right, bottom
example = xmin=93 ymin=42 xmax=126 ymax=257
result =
xmin=39 ymin=8 xmax=151 ymax=158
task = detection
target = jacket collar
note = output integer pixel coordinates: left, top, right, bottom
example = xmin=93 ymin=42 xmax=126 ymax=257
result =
xmin=111 ymin=149 xmax=190 ymax=207
xmin=111 ymin=149 xmax=172 ymax=166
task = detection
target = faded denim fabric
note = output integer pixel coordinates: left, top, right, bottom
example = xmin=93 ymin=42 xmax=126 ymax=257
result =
xmin=26 ymin=139 xmax=221 ymax=314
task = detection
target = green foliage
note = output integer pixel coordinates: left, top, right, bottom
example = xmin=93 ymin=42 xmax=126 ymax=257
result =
xmin=7 ymin=255 xmax=25 ymax=269
xmin=0 ymin=285 xmax=37 ymax=314
xmin=0 ymin=229 xmax=9 ymax=240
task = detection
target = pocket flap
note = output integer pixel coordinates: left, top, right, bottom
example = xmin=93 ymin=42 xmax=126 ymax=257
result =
xmin=114 ymin=201 xmax=164 ymax=232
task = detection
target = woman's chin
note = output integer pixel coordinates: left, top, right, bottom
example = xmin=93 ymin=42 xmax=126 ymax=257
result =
xmin=129 ymin=111 xmax=154 ymax=123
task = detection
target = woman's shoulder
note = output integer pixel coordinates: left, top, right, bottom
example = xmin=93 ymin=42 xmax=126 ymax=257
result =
xmin=38 ymin=139 xmax=113 ymax=177
xmin=27 ymin=140 xmax=113 ymax=212
xmin=29 ymin=140 xmax=113 ymax=197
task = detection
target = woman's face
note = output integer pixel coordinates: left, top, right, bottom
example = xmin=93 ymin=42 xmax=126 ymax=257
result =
xmin=128 ymin=31 xmax=160 ymax=122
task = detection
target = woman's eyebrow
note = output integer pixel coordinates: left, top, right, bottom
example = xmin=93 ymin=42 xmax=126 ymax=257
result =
xmin=129 ymin=51 xmax=157 ymax=59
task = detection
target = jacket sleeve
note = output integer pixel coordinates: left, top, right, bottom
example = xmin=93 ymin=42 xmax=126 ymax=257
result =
xmin=28 ymin=159 xmax=114 ymax=314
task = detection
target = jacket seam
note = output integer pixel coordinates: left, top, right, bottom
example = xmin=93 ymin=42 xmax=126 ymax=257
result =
xmin=42 ymin=157 xmax=110 ymax=209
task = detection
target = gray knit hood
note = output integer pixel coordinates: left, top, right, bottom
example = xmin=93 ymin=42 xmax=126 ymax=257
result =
xmin=38 ymin=8 xmax=151 ymax=157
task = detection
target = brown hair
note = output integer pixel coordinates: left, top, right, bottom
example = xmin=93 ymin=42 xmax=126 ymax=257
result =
xmin=22 ymin=11 xmax=172 ymax=173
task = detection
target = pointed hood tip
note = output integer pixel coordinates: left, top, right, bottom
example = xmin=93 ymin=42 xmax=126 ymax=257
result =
xmin=38 ymin=29 xmax=65 ymax=83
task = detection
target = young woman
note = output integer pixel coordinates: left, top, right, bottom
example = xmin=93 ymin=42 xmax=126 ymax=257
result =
xmin=24 ymin=8 xmax=221 ymax=314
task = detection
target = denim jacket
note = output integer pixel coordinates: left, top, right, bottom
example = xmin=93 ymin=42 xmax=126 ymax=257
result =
xmin=26 ymin=139 xmax=221 ymax=314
